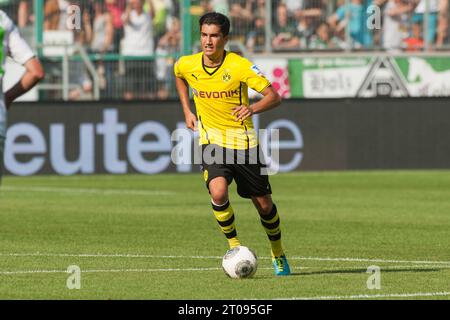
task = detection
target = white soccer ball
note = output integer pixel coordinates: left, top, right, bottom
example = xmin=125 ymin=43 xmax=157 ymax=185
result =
xmin=222 ymin=246 xmax=258 ymax=279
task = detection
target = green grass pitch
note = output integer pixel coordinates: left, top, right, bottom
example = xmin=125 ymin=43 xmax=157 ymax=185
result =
xmin=0 ymin=170 xmax=449 ymax=300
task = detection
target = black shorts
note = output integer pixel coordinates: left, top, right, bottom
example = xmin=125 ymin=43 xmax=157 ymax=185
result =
xmin=201 ymin=144 xmax=272 ymax=199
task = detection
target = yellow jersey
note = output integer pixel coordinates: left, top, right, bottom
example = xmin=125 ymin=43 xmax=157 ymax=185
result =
xmin=174 ymin=51 xmax=271 ymax=150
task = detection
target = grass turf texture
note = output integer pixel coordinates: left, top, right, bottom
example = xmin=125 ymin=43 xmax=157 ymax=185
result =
xmin=0 ymin=170 xmax=449 ymax=300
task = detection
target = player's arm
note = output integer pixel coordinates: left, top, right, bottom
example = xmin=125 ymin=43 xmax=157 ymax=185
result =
xmin=5 ymin=57 xmax=45 ymax=109
xmin=5 ymin=17 xmax=45 ymax=109
xmin=175 ymin=76 xmax=197 ymax=131
xmin=232 ymin=86 xmax=281 ymax=122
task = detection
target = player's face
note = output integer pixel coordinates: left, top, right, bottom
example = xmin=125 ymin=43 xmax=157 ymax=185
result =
xmin=200 ymin=24 xmax=228 ymax=59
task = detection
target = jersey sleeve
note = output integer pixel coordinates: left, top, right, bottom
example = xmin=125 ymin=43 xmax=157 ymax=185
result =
xmin=239 ymin=58 xmax=271 ymax=93
xmin=7 ymin=19 xmax=35 ymax=65
xmin=173 ymin=57 xmax=185 ymax=79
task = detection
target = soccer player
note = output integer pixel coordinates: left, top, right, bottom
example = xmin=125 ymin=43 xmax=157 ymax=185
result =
xmin=174 ymin=12 xmax=290 ymax=276
xmin=0 ymin=10 xmax=45 ymax=183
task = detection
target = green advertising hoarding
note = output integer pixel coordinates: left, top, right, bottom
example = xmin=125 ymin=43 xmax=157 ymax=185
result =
xmin=253 ymin=56 xmax=450 ymax=99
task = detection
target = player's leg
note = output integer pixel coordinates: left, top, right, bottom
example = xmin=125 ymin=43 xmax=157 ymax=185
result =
xmin=208 ymin=175 xmax=241 ymax=249
xmin=251 ymin=194 xmax=283 ymax=257
xmin=232 ymin=146 xmax=291 ymax=275
xmin=251 ymin=194 xmax=291 ymax=275
xmin=202 ymin=145 xmax=241 ymax=249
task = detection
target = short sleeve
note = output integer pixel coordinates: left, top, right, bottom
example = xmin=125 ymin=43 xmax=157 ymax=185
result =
xmin=240 ymin=58 xmax=271 ymax=93
xmin=173 ymin=58 xmax=184 ymax=79
xmin=8 ymin=21 xmax=35 ymax=65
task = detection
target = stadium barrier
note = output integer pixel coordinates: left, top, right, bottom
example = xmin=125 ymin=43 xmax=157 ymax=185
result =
xmin=3 ymin=98 xmax=450 ymax=176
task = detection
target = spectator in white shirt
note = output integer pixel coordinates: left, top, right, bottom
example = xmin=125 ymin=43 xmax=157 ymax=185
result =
xmin=121 ymin=0 xmax=155 ymax=99
xmin=121 ymin=0 xmax=154 ymax=56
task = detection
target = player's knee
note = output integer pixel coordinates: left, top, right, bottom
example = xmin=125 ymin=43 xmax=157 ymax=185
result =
xmin=210 ymin=192 xmax=228 ymax=206
xmin=209 ymin=178 xmax=228 ymax=205
xmin=252 ymin=196 xmax=274 ymax=216
xmin=254 ymin=197 xmax=274 ymax=216
xmin=259 ymin=204 xmax=274 ymax=216
xmin=210 ymin=186 xmax=228 ymax=205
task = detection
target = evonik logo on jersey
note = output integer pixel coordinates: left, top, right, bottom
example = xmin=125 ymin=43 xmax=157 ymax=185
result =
xmin=192 ymin=88 xmax=240 ymax=99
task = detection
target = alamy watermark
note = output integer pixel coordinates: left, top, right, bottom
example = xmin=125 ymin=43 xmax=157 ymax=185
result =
xmin=171 ymin=128 xmax=281 ymax=175
xmin=366 ymin=5 xmax=382 ymax=30
xmin=66 ymin=5 xmax=81 ymax=31
xmin=66 ymin=265 xmax=81 ymax=289
xmin=366 ymin=265 xmax=381 ymax=290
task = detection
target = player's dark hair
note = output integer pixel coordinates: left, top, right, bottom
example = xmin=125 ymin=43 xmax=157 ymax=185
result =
xmin=199 ymin=12 xmax=230 ymax=37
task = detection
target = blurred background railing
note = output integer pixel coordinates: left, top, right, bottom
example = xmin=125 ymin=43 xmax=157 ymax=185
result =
xmin=0 ymin=0 xmax=449 ymax=101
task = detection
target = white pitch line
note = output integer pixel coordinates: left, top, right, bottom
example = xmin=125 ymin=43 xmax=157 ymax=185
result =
xmin=2 ymin=252 xmax=450 ymax=265
xmin=288 ymin=256 xmax=450 ymax=265
xmin=0 ymin=267 xmax=220 ymax=275
xmin=0 ymin=253 xmax=223 ymax=259
xmin=299 ymin=265 xmax=450 ymax=270
xmin=1 ymin=265 xmax=449 ymax=276
xmin=0 ymin=266 xmax=298 ymax=276
xmin=1 ymin=265 xmax=448 ymax=276
xmin=1 ymin=186 xmax=175 ymax=196
xmin=275 ymin=291 xmax=450 ymax=300
xmin=3 ymin=266 xmax=448 ymax=301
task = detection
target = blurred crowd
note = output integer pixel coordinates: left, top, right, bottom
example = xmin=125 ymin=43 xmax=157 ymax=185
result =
xmin=6 ymin=0 xmax=448 ymax=54
xmin=237 ymin=0 xmax=450 ymax=52
xmin=0 ymin=0 xmax=449 ymax=101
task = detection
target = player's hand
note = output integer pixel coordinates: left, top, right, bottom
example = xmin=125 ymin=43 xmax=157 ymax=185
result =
xmin=232 ymin=105 xmax=254 ymax=122
xmin=185 ymin=112 xmax=198 ymax=131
